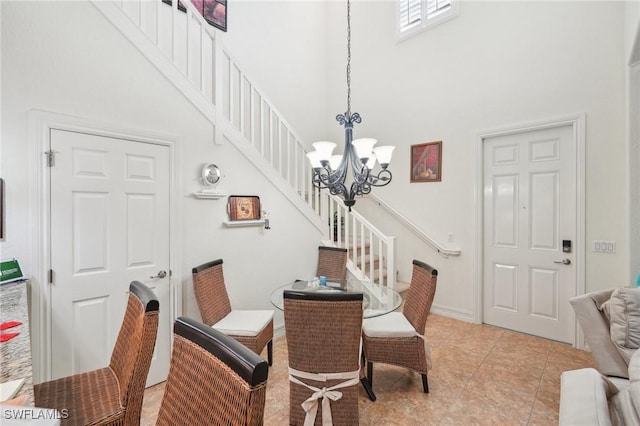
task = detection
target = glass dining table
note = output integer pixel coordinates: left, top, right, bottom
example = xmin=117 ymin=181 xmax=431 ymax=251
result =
xmin=270 ymin=278 xmax=403 ymax=318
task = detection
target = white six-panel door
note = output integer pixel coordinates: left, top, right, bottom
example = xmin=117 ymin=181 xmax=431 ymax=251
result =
xmin=49 ymin=129 xmax=171 ymax=385
xmin=483 ymin=124 xmax=576 ymax=343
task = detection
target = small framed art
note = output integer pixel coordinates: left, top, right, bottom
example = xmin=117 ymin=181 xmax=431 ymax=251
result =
xmin=162 ymin=0 xmax=227 ymax=32
xmin=227 ymin=196 xmax=261 ymax=221
xmin=410 ymin=141 xmax=442 ymax=183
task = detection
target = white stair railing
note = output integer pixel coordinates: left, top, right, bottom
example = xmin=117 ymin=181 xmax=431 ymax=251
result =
xmin=94 ymin=0 xmax=459 ymax=287
xmin=321 ymin=191 xmax=396 ymax=289
xmin=94 ymin=0 xmax=321 ymax=212
xmin=219 ymin=47 xmax=316 ymax=210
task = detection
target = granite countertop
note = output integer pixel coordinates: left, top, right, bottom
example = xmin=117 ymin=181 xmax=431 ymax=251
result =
xmin=0 ymin=280 xmax=34 ymax=405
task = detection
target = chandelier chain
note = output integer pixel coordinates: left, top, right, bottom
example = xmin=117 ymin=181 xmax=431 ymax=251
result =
xmin=346 ymin=0 xmax=351 ymax=116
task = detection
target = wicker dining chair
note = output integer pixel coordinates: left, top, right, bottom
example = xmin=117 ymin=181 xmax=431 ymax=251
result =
xmin=192 ymin=259 xmax=274 ymax=365
xmin=34 ymin=281 xmax=159 ymax=425
xmin=362 ymin=260 xmax=438 ymax=398
xmin=316 ymin=246 xmax=348 ymax=281
xmin=156 ymin=316 xmax=269 ymax=426
xmin=284 ymin=290 xmax=364 ymax=426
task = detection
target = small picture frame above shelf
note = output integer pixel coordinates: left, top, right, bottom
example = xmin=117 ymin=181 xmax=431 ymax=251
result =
xmin=227 ymin=196 xmax=261 ymax=221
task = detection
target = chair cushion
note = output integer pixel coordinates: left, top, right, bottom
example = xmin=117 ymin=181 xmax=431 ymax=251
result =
xmin=212 ymin=310 xmax=273 ymax=337
xmin=600 ymin=287 xmax=640 ymax=364
xmin=362 ymin=312 xmax=416 ymax=338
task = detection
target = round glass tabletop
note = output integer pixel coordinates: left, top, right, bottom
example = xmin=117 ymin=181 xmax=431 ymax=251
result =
xmin=270 ymin=279 xmax=403 ymax=319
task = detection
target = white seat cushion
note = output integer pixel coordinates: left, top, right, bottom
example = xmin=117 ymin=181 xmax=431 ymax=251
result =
xmin=362 ymin=312 xmax=416 ymax=338
xmin=212 ymin=310 xmax=273 ymax=337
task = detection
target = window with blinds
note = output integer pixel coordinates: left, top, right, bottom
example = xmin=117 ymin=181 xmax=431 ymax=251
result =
xmin=397 ymin=0 xmax=459 ymax=41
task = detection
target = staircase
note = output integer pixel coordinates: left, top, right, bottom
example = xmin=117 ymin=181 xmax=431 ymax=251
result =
xmin=92 ymin=0 xmax=402 ymax=288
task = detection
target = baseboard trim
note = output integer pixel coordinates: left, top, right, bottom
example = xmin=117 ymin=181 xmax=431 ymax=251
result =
xmin=430 ymin=303 xmax=475 ymax=323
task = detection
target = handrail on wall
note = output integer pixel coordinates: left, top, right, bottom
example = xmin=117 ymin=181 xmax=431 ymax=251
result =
xmin=368 ymin=193 xmax=461 ymax=258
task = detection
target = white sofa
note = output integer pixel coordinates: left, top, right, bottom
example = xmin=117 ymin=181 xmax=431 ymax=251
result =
xmin=559 ymin=287 xmax=640 ymax=425
xmin=559 ymin=349 xmax=640 ymax=425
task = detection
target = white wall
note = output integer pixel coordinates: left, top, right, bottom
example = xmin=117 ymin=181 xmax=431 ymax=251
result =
xmin=626 ymin=0 xmax=640 ymax=285
xmin=1 ymin=0 xmax=634 ymax=347
xmin=220 ymin=0 xmax=328 ymax=145
xmin=0 ymin=0 xmax=326 ymax=344
xmin=324 ymin=1 xmax=629 ymax=316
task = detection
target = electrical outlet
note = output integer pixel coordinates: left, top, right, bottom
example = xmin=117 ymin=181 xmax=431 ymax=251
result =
xmin=593 ymin=240 xmax=616 ymax=253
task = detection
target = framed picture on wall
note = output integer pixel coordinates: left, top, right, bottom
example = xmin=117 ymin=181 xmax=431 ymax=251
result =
xmin=410 ymin=141 xmax=442 ymax=183
xmin=162 ymin=0 xmax=227 ymax=32
xmin=227 ymin=196 xmax=261 ymax=221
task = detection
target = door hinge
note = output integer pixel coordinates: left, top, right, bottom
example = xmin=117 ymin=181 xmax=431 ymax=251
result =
xmin=45 ymin=150 xmax=55 ymax=167
xmin=48 ymin=269 xmax=54 ymax=284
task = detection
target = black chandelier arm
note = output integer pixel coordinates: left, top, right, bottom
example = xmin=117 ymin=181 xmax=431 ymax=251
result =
xmin=330 ymin=182 xmax=349 ymax=198
xmin=366 ymin=169 xmax=393 ymax=187
xmin=312 ymin=165 xmax=349 ymax=190
xmin=326 ymin=164 xmax=349 ymax=187
xmin=310 ymin=168 xmax=328 ymax=189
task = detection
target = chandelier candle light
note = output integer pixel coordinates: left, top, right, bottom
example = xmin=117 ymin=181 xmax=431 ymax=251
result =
xmin=306 ymin=0 xmax=394 ymax=211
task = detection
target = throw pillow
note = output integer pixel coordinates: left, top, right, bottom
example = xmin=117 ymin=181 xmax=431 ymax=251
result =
xmin=600 ymin=287 xmax=640 ymax=365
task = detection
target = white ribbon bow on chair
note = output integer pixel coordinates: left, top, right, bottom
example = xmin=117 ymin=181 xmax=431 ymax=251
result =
xmin=288 ymin=367 xmax=360 ymax=426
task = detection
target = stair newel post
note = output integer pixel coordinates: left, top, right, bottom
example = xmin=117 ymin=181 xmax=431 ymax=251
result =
xmin=386 ymin=236 xmax=396 ymax=290
xmin=213 ymin=32 xmax=224 ymax=145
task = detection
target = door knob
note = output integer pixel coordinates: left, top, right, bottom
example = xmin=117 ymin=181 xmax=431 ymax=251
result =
xmin=554 ymin=259 xmax=571 ymax=265
xmin=150 ymin=270 xmax=167 ymax=279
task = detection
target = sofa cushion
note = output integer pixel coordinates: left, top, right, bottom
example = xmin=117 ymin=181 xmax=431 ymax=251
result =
xmin=629 ymin=350 xmax=640 ymax=419
xmin=610 ymin=351 xmax=640 ymax=426
xmin=559 ymin=368 xmax=618 ymax=425
xmin=600 ymin=287 xmax=640 ymax=364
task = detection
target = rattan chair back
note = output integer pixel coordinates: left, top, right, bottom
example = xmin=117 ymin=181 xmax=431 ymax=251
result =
xmin=110 ymin=280 xmax=160 ymax=423
xmin=192 ymin=259 xmax=233 ymax=326
xmin=316 ymin=246 xmax=348 ymax=281
xmin=284 ymin=290 xmax=363 ymax=425
xmin=361 ymin=260 xmax=438 ymax=397
xmin=34 ymin=281 xmax=159 ymax=426
xmin=403 ymin=260 xmax=438 ymax=334
xmin=156 ymin=317 xmax=269 ymax=426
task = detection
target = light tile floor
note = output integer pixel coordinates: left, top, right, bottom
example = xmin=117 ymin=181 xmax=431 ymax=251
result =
xmin=140 ymin=314 xmax=596 ymax=425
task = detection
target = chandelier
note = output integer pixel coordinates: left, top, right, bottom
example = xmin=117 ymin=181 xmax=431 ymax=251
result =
xmin=306 ymin=0 xmax=394 ymax=211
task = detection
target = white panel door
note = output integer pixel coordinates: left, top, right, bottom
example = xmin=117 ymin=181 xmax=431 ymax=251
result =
xmin=483 ymin=124 xmax=576 ymax=343
xmin=49 ymin=129 xmax=171 ymax=385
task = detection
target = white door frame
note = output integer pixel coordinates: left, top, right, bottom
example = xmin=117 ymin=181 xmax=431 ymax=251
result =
xmin=28 ymin=110 xmax=183 ymax=383
xmin=629 ymin=29 xmax=640 ymax=286
xmin=475 ymin=114 xmax=586 ymax=348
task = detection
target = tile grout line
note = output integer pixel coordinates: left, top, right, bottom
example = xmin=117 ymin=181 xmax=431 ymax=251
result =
xmin=432 ymin=326 xmax=506 ymax=424
xmin=526 ymin=341 xmax=553 ymax=425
